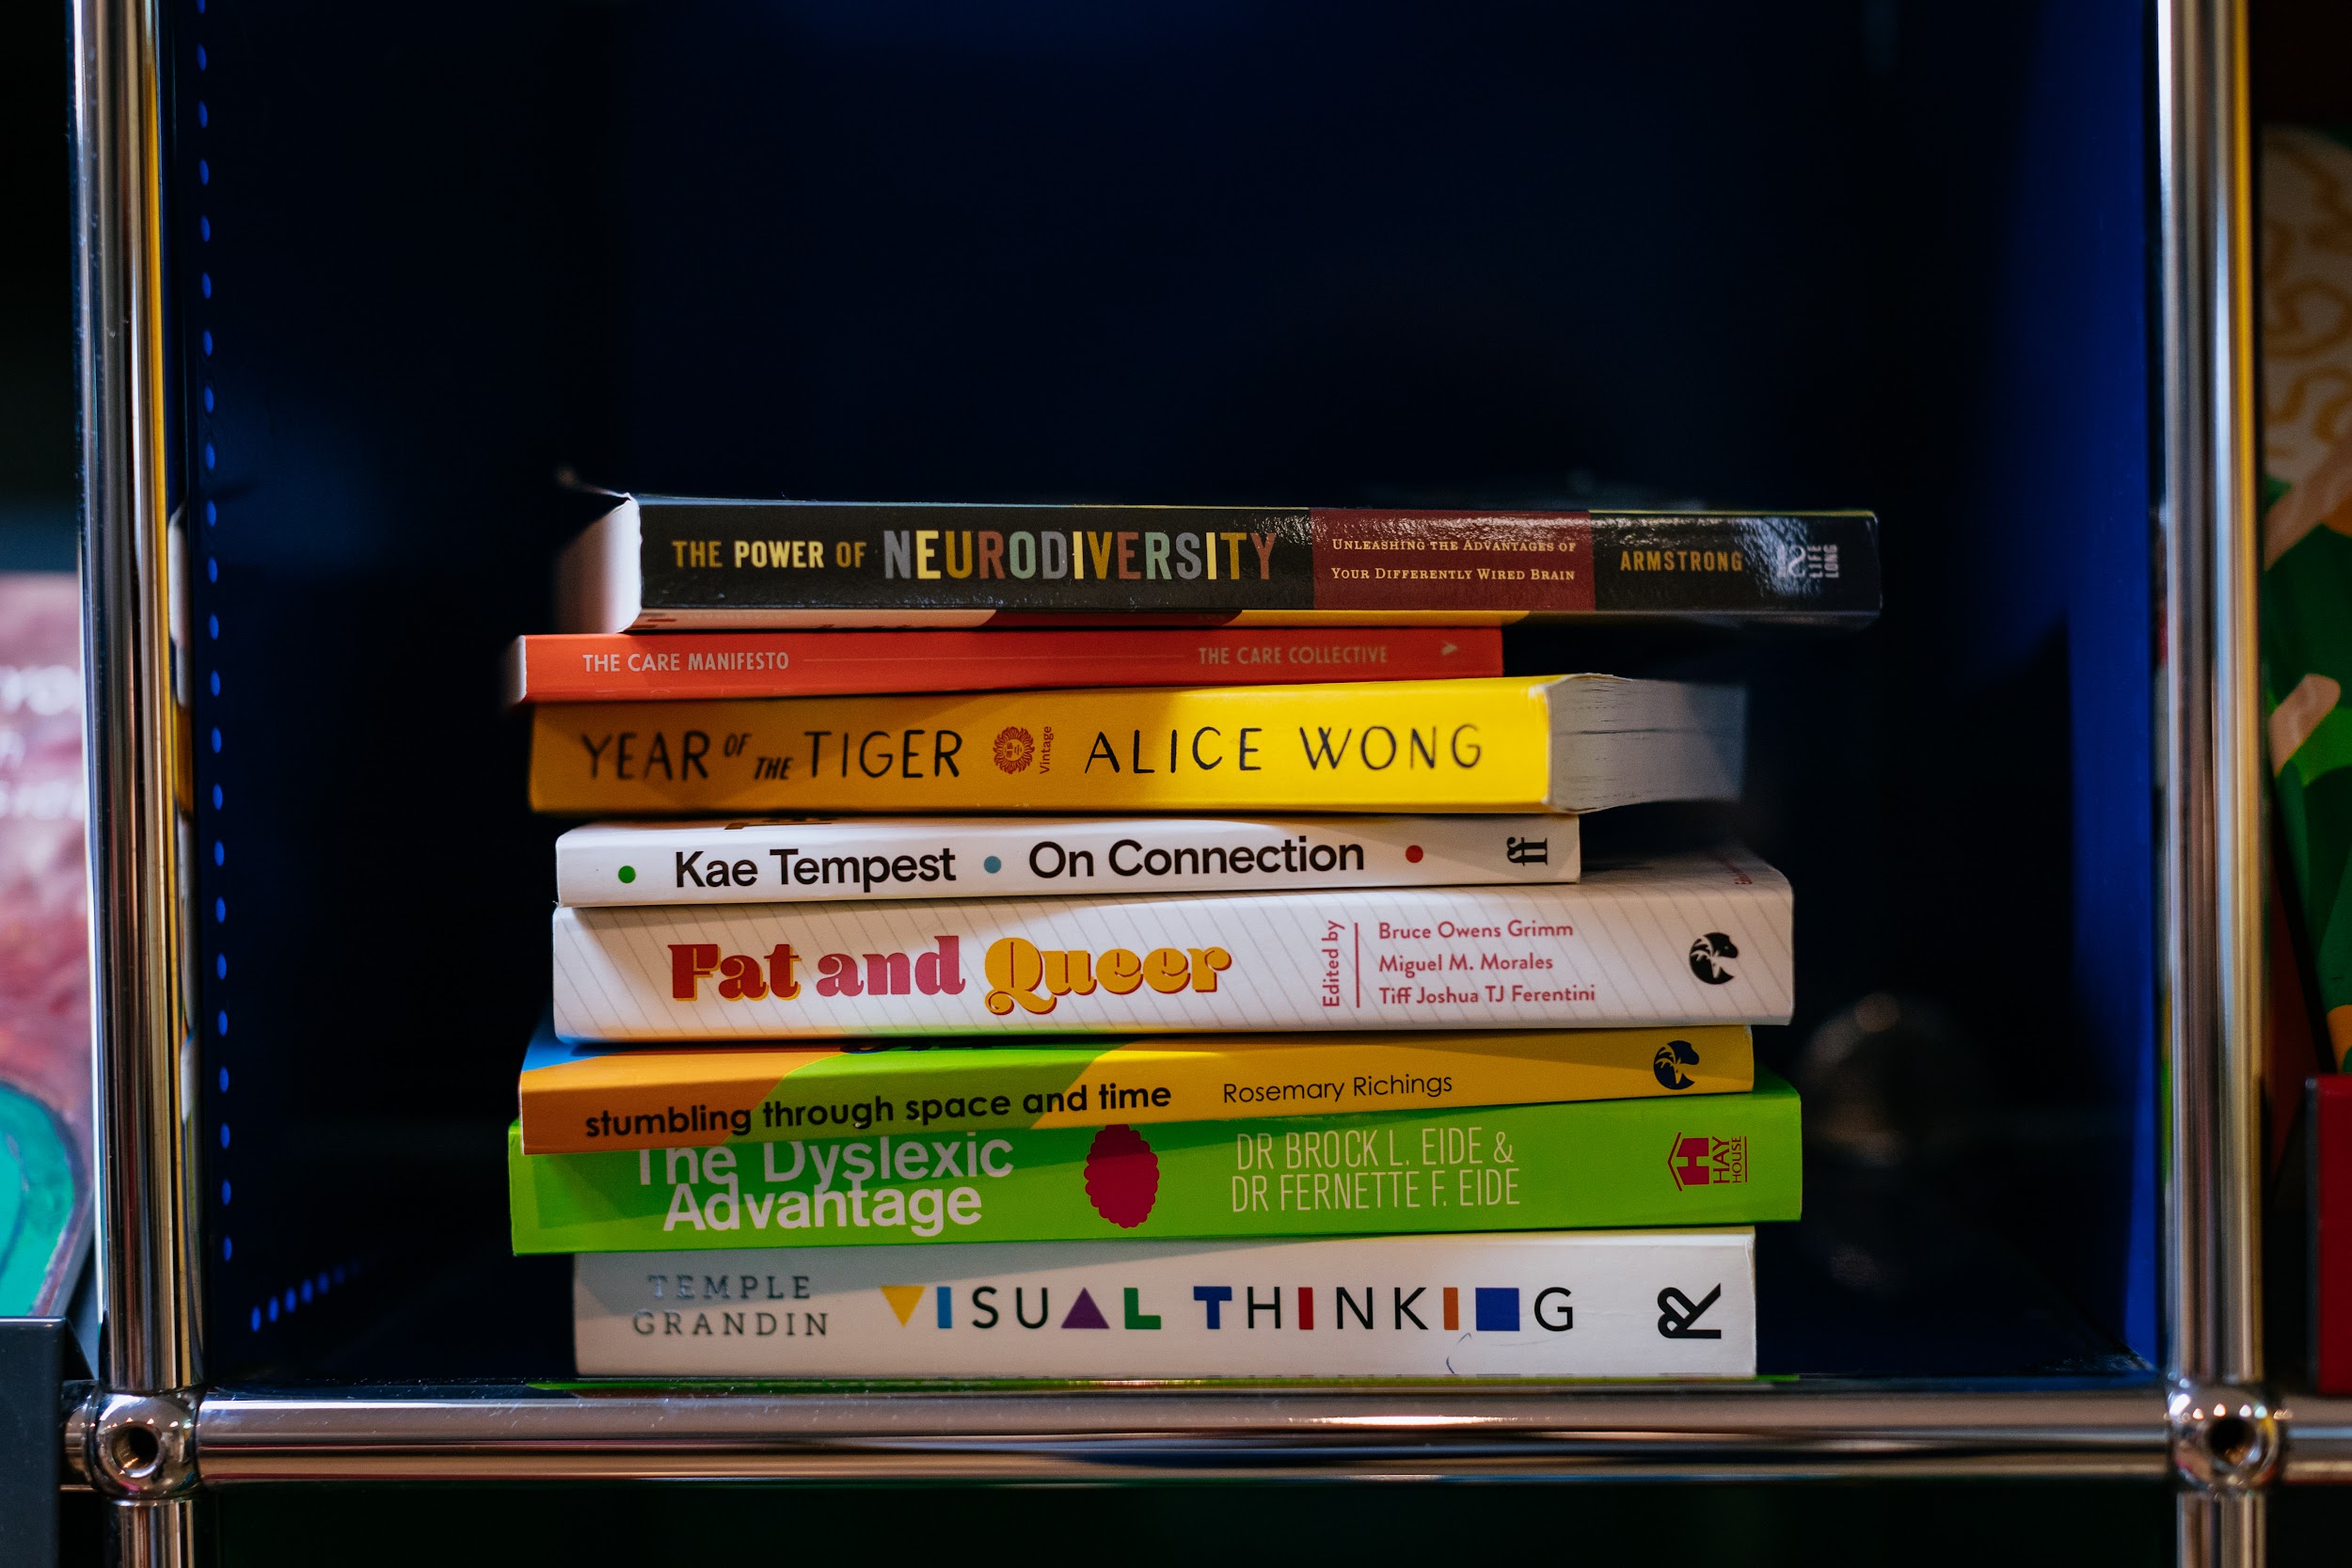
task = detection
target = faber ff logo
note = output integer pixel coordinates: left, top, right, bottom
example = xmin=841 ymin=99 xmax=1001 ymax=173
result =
xmin=1504 ymin=835 xmax=1548 ymax=865
xmin=1652 ymin=1037 xmax=1701 ymax=1091
xmin=879 ymin=1282 xmax=1574 ymax=1332
xmin=1687 ymin=931 xmax=1738 ymax=984
xmin=1669 ymin=1133 xmax=1748 ymax=1188
xmin=1657 ymin=1284 xmax=1724 ymax=1339
xmin=993 ymin=726 xmax=1036 ymax=773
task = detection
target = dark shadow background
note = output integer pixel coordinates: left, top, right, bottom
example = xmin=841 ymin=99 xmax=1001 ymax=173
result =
xmin=167 ymin=0 xmax=2157 ymax=1386
xmin=0 ymin=0 xmax=74 ymax=568
xmin=205 ymin=1481 xmax=2176 ymax=1568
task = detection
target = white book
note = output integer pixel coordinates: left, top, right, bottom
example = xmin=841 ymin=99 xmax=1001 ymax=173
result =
xmin=557 ymin=815 xmax=1580 ymax=907
xmin=550 ymin=847 xmax=1791 ymax=1041
xmin=573 ymin=1229 xmax=1757 ymax=1379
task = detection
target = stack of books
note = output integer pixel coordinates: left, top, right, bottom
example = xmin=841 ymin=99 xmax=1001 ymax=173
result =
xmin=504 ymin=496 xmax=1877 ymax=1380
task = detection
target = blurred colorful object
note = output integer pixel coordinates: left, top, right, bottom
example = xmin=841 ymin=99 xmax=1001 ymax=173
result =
xmin=2261 ymin=128 xmax=2352 ymax=1069
xmin=0 ymin=573 xmax=90 ymax=1314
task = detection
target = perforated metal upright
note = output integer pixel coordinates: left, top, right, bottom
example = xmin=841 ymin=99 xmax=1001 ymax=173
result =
xmin=57 ymin=0 xmax=2352 ymax=1563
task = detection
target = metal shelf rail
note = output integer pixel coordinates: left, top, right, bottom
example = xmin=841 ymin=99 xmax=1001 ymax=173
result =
xmin=54 ymin=0 xmax=2316 ymax=1564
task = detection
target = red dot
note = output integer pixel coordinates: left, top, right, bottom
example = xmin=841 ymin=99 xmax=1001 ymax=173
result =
xmin=1405 ymin=845 xmax=1423 ymax=863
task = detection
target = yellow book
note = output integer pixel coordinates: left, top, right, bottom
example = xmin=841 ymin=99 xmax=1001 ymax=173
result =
xmin=516 ymin=1022 xmax=1756 ymax=1154
xmin=528 ymin=673 xmax=1741 ymax=815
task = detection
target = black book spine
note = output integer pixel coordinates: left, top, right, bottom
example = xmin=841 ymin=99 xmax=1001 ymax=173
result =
xmin=628 ymin=502 xmax=1879 ymax=621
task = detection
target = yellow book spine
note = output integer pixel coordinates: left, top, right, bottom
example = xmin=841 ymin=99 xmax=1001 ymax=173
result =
xmin=519 ymin=1026 xmax=1754 ymax=1153
xmin=529 ymin=676 xmax=1558 ymax=814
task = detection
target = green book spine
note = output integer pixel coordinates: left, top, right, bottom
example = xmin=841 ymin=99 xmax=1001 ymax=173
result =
xmin=510 ymin=1070 xmax=1801 ymax=1254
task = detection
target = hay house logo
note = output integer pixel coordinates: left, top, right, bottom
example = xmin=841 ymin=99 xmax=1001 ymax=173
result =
xmin=1668 ymin=1133 xmax=1749 ymax=1189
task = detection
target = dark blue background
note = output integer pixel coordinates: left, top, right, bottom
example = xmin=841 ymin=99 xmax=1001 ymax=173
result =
xmin=166 ymin=0 xmax=2154 ymax=1380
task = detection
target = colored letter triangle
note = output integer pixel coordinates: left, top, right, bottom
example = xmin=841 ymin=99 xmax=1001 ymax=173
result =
xmin=1061 ymin=1287 xmax=1111 ymax=1329
xmin=879 ymin=1284 xmax=926 ymax=1326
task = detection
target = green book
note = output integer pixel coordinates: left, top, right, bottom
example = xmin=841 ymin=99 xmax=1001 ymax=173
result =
xmin=2260 ymin=125 xmax=2352 ymax=1066
xmin=510 ymin=1069 xmax=1801 ymax=1254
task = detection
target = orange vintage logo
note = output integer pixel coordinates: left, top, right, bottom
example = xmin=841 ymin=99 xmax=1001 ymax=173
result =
xmin=993 ymin=726 xmax=1035 ymax=773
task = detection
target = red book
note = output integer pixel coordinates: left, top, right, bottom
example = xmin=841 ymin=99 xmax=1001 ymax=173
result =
xmin=504 ymin=626 xmax=1502 ymax=704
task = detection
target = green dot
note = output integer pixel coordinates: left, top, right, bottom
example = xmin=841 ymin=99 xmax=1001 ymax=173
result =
xmin=617 ymin=864 xmax=636 ymax=884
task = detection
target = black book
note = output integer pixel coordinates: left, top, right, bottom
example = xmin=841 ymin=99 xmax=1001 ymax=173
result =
xmin=557 ymin=496 xmax=1879 ymax=630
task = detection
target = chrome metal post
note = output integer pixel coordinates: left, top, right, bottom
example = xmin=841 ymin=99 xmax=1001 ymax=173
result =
xmin=2181 ymin=1495 xmax=2265 ymax=1568
xmin=107 ymin=1497 xmax=199 ymax=1568
xmin=185 ymin=1385 xmax=2172 ymax=1484
xmin=70 ymin=0 xmax=204 ymax=1536
xmin=2158 ymin=0 xmax=2275 ymax=1547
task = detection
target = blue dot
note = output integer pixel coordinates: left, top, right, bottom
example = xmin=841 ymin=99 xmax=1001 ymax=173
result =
xmin=197 ymin=45 xmax=206 ymax=69
xmin=316 ymin=1273 xmax=330 ymax=1294
xmin=218 ymin=1122 xmax=230 ymax=1148
xmin=206 ymin=558 xmax=217 ymax=584
xmin=267 ymin=1298 xmax=278 ymax=1323
xmin=249 ymin=1307 xmax=260 ymax=1331
xmin=201 ymin=330 xmax=213 ymax=356
xmin=199 ymin=160 xmax=209 ymax=186
xmin=215 ymin=1009 xmax=227 ymax=1036
xmin=222 ymin=1236 xmax=232 ymax=1259
xmin=983 ymin=855 xmax=1002 ymax=873
xmin=217 ymin=1066 xmax=229 ymax=1092
xmin=300 ymin=1279 xmax=313 ymax=1304
xmin=211 ymin=784 xmax=222 ymax=809
xmin=222 ymin=1180 xmax=231 ymax=1205
xmin=209 ymin=667 xmax=220 ymax=697
xmin=215 ymin=954 xmax=227 ymax=979
xmin=333 ymin=1266 xmax=346 ymax=1284
xmin=198 ymin=101 xmax=208 ymax=126
xmin=212 ymin=840 xmax=222 ymax=865
xmin=203 ymin=386 xmax=215 ymax=413
xmin=207 ymin=612 xmax=218 ymax=639
xmin=203 ymin=442 xmax=215 ymax=469
xmin=201 ymin=272 xmax=213 ymax=297
xmin=210 ymin=726 xmax=221 ymax=752
xmin=204 ymin=499 xmax=216 ymax=525
xmin=199 ymin=215 xmax=211 ymax=241
xmin=284 ymin=1289 xmax=295 ymax=1312
xmin=214 ymin=896 xmax=226 ymax=923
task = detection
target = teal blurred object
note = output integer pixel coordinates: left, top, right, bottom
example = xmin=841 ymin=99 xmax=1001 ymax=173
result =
xmin=0 ymin=1082 xmax=78 ymax=1315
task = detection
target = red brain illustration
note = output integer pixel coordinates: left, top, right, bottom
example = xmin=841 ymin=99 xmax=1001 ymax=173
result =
xmin=1083 ymin=1124 xmax=1160 ymax=1228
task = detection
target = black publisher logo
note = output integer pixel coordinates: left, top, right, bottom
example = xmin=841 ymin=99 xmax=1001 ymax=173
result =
xmin=1504 ymin=836 xmax=1547 ymax=865
xmin=1652 ymin=1037 xmax=1700 ymax=1091
xmin=1657 ymin=1285 xmax=1724 ymax=1339
xmin=1687 ymin=931 xmax=1738 ymax=985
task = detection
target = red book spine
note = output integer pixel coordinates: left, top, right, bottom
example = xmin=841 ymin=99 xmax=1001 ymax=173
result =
xmin=2319 ymin=1079 xmax=2352 ymax=1392
xmin=508 ymin=626 xmax=1502 ymax=704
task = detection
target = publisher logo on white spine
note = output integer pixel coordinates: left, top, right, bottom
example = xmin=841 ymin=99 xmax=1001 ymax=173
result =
xmin=1686 ymin=931 xmax=1738 ymax=985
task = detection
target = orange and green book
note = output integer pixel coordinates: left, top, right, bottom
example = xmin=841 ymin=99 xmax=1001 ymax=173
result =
xmin=516 ymin=1020 xmax=1755 ymax=1154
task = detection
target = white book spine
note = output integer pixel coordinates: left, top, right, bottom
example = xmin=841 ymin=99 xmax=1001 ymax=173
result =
xmin=574 ymin=1229 xmax=1757 ymax=1379
xmin=557 ymin=815 xmax=1579 ymax=907
xmin=549 ymin=850 xmax=1791 ymax=1040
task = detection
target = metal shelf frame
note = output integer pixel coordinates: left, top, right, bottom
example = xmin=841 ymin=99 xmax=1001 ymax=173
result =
xmin=54 ymin=0 xmax=2312 ymax=1562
